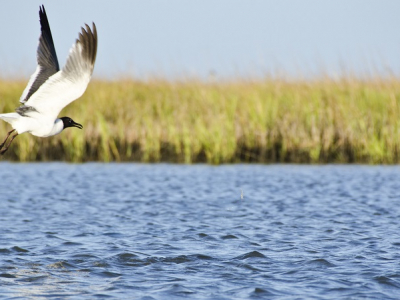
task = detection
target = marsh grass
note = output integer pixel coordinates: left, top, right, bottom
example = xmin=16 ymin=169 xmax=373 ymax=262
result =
xmin=1 ymin=77 xmax=400 ymax=163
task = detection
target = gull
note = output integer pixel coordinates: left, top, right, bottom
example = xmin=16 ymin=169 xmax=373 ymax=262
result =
xmin=0 ymin=5 xmax=97 ymax=155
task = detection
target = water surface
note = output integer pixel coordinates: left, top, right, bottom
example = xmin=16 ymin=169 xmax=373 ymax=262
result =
xmin=1 ymin=163 xmax=400 ymax=299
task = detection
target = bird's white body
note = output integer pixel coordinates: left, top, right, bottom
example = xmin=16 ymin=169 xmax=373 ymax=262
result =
xmin=0 ymin=6 xmax=97 ymax=154
xmin=0 ymin=113 xmax=64 ymax=137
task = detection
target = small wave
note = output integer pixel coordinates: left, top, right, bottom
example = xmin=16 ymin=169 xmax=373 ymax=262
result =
xmin=162 ymin=255 xmax=192 ymax=264
xmin=221 ymin=234 xmax=238 ymax=240
xmin=163 ymin=254 xmax=215 ymax=263
xmin=72 ymin=254 xmax=100 ymax=260
xmin=47 ymin=261 xmax=75 ymax=269
xmin=92 ymin=261 xmax=110 ymax=268
xmin=116 ymin=252 xmax=141 ymax=261
xmin=193 ymin=254 xmax=214 ymax=260
xmin=103 ymin=232 xmax=123 ymax=237
xmin=114 ymin=252 xmax=156 ymax=267
xmin=63 ymin=241 xmax=83 ymax=246
xmin=238 ymin=263 xmax=263 ymax=271
xmin=97 ymin=270 xmax=121 ymax=278
xmin=251 ymin=287 xmax=276 ymax=297
xmin=0 ymin=273 xmax=16 ymax=278
xmin=12 ymin=246 xmax=29 ymax=253
xmin=163 ymin=283 xmax=194 ymax=296
xmin=234 ymin=251 xmax=266 ymax=260
xmin=113 ymin=252 xmax=215 ymax=267
xmin=16 ymin=275 xmax=48 ymax=283
xmin=306 ymin=258 xmax=336 ymax=268
xmin=197 ymin=233 xmax=217 ymax=240
xmin=374 ymin=276 xmax=400 ymax=288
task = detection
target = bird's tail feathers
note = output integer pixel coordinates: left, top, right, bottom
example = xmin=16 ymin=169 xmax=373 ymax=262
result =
xmin=0 ymin=113 xmax=20 ymax=125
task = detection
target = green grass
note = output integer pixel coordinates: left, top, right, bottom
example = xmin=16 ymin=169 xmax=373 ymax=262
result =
xmin=1 ymin=77 xmax=400 ymax=163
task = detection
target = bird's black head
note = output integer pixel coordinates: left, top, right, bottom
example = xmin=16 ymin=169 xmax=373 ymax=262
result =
xmin=60 ymin=117 xmax=83 ymax=130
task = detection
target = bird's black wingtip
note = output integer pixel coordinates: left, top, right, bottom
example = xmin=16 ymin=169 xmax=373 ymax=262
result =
xmin=39 ymin=5 xmax=49 ymax=25
xmin=39 ymin=5 xmax=45 ymax=15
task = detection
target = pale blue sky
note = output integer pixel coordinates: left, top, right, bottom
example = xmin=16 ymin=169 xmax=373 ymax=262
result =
xmin=1 ymin=1 xmax=400 ymax=79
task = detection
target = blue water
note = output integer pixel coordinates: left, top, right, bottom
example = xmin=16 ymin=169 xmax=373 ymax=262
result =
xmin=1 ymin=163 xmax=400 ymax=299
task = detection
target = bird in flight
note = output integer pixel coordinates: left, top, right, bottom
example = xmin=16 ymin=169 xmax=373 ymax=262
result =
xmin=0 ymin=5 xmax=97 ymax=155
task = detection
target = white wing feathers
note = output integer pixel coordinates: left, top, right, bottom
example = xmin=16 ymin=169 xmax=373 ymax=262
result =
xmin=23 ymin=23 xmax=97 ymax=122
xmin=20 ymin=65 xmax=44 ymax=104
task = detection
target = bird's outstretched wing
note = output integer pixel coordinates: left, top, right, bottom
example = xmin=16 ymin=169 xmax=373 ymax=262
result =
xmin=20 ymin=5 xmax=60 ymax=104
xmin=23 ymin=23 xmax=97 ymax=121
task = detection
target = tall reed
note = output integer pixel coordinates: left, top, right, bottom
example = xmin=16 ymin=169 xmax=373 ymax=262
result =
xmin=0 ymin=77 xmax=399 ymax=163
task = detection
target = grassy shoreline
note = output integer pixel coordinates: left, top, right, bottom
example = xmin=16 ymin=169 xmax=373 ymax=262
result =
xmin=1 ymin=77 xmax=400 ymax=163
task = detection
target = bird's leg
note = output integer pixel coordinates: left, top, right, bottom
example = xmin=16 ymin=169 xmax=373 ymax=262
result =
xmin=0 ymin=133 xmax=18 ymax=155
xmin=0 ymin=129 xmax=15 ymax=150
